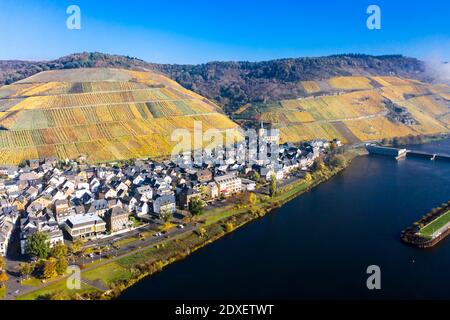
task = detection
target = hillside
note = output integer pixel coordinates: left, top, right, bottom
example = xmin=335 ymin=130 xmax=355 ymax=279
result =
xmin=0 ymin=53 xmax=448 ymax=165
xmin=234 ymin=76 xmax=450 ymax=144
xmin=0 ymin=52 xmax=439 ymax=113
xmin=0 ymin=68 xmax=242 ymax=165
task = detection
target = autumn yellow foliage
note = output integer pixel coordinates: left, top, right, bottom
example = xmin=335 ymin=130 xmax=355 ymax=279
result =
xmin=0 ymin=69 xmax=242 ymax=165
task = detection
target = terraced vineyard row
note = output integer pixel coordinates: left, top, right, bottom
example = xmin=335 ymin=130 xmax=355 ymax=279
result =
xmin=0 ymin=68 xmax=242 ymax=164
xmin=327 ymin=76 xmax=374 ymax=90
xmin=1 ymin=99 xmax=220 ymax=130
xmin=245 ymin=76 xmax=450 ymax=143
xmin=6 ymin=89 xmax=172 ymax=110
xmin=0 ymin=113 xmax=237 ymax=148
xmin=0 ymin=112 xmax=241 ymax=164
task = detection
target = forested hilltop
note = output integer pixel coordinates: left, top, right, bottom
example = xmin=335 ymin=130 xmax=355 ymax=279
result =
xmin=0 ymin=52 xmax=433 ymax=112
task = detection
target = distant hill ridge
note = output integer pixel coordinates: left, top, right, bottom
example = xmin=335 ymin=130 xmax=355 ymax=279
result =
xmin=0 ymin=52 xmax=434 ymax=112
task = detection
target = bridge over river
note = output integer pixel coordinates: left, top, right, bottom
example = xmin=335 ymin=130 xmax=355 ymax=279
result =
xmin=406 ymin=150 xmax=450 ymax=161
xmin=366 ymin=144 xmax=450 ymax=161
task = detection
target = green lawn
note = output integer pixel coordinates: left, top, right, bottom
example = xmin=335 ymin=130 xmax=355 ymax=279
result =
xmin=419 ymin=210 xmax=450 ymax=238
xmin=0 ymin=285 xmax=6 ymax=299
xmin=83 ymin=262 xmax=132 ymax=287
xmin=21 ymin=277 xmax=42 ymax=287
xmin=113 ymin=236 xmax=139 ymax=248
xmin=16 ymin=280 xmax=98 ymax=300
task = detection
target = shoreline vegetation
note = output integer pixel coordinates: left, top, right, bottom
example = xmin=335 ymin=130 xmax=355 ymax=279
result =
xmin=401 ymin=202 xmax=450 ymax=248
xmin=15 ymin=147 xmax=366 ymax=300
xmin=380 ymin=133 xmax=450 ymax=149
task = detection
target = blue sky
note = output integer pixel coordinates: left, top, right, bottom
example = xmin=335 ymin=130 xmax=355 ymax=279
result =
xmin=0 ymin=0 xmax=448 ymax=63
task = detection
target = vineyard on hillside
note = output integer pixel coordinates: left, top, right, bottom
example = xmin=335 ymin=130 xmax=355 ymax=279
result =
xmin=0 ymin=68 xmax=242 ymax=165
xmin=237 ymin=76 xmax=450 ymax=144
xmin=327 ymin=76 xmax=374 ymax=90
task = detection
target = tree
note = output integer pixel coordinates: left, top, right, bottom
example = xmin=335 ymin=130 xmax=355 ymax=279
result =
xmin=81 ymin=247 xmax=94 ymax=257
xmin=0 ymin=256 xmax=5 ymax=271
xmin=0 ymin=271 xmax=8 ymax=286
xmin=198 ymin=185 xmax=209 ymax=198
xmin=328 ymin=154 xmax=346 ymax=169
xmin=189 ymin=197 xmax=205 ymax=216
xmin=269 ymin=174 xmax=277 ymax=197
xmin=19 ymin=263 xmax=34 ymax=279
xmin=43 ymin=259 xmax=58 ymax=279
xmin=304 ymin=172 xmax=313 ymax=182
xmin=312 ymin=158 xmax=327 ymax=172
xmin=71 ymin=239 xmax=84 ymax=255
xmin=224 ymin=223 xmax=234 ymax=233
xmin=197 ymin=227 xmax=207 ymax=238
xmin=251 ymin=171 xmax=260 ymax=182
xmin=248 ymin=193 xmax=258 ymax=207
xmin=55 ymin=258 xmax=68 ymax=276
xmin=26 ymin=231 xmax=50 ymax=260
xmin=51 ymin=242 xmax=68 ymax=259
xmin=160 ymin=207 xmax=173 ymax=223
xmin=330 ymin=141 xmax=337 ymax=151
xmin=129 ymin=216 xmax=140 ymax=228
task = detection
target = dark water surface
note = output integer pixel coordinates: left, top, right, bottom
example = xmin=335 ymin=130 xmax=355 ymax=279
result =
xmin=121 ymin=139 xmax=450 ymax=300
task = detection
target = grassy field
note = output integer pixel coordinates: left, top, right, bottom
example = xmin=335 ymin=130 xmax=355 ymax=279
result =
xmin=21 ymin=277 xmax=43 ymax=287
xmin=83 ymin=262 xmax=132 ymax=288
xmin=112 ymin=236 xmax=140 ymax=248
xmin=0 ymin=286 xmax=5 ymax=299
xmin=16 ymin=280 xmax=99 ymax=300
xmin=419 ymin=210 xmax=450 ymax=238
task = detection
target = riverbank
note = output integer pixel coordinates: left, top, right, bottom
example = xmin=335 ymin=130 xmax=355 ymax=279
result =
xmin=401 ymin=203 xmax=450 ymax=248
xmin=119 ymin=138 xmax=450 ymax=300
xmin=16 ymin=148 xmax=365 ymax=300
xmin=382 ymin=133 xmax=450 ymax=149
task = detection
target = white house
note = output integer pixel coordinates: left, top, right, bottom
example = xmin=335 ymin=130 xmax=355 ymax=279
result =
xmin=64 ymin=214 xmax=107 ymax=240
xmin=0 ymin=213 xmax=17 ymax=256
xmin=241 ymin=179 xmax=256 ymax=192
xmin=207 ymin=182 xmax=219 ymax=199
xmin=20 ymin=214 xmax=64 ymax=255
xmin=214 ymin=174 xmax=242 ymax=197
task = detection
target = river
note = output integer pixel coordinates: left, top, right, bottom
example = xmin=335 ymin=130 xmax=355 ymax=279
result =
xmin=121 ymin=139 xmax=450 ymax=299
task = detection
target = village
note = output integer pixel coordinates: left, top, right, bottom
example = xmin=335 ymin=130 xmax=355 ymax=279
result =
xmin=0 ymin=127 xmax=341 ymax=271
